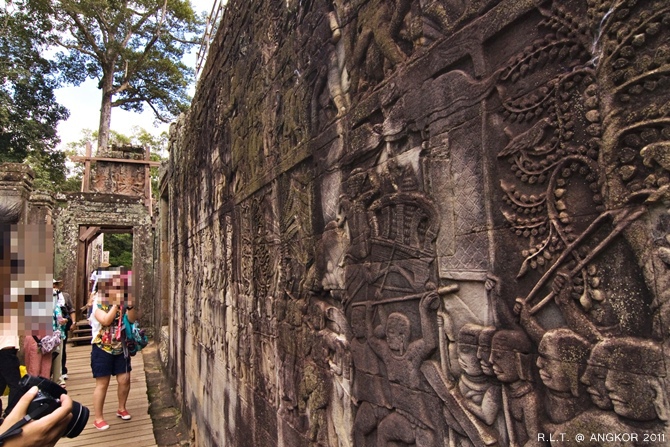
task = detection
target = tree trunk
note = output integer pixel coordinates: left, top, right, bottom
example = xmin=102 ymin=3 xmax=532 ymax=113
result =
xmin=98 ymin=70 xmax=115 ymax=155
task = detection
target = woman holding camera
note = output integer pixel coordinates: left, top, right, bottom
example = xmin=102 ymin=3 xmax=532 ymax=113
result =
xmin=89 ymin=271 xmax=136 ymax=431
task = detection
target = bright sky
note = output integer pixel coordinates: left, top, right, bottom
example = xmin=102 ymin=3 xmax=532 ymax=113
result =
xmin=54 ymin=0 xmax=216 ymax=153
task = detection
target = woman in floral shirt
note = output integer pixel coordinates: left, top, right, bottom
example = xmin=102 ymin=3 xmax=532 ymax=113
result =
xmin=88 ymin=271 xmax=137 ymax=431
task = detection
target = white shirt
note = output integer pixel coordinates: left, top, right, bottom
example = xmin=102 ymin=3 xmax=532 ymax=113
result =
xmin=89 ymin=293 xmax=103 ymax=342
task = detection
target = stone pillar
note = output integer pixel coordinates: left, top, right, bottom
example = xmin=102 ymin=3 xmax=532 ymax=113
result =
xmin=28 ymin=191 xmax=56 ymax=225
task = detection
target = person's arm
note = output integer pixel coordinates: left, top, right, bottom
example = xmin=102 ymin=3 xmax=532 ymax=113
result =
xmin=63 ymin=293 xmax=76 ymax=326
xmin=93 ymin=304 xmax=119 ymax=327
xmin=0 ymin=386 xmax=73 ymax=447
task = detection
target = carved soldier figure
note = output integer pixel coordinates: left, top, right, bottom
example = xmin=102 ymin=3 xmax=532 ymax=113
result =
xmin=490 ymin=329 xmax=544 ymax=447
xmin=555 ymin=337 xmax=669 ymax=446
xmin=599 ymin=337 xmax=669 ymax=425
xmin=477 ymin=326 xmax=508 ymax=445
xmin=367 ymin=290 xmax=443 ymax=446
xmin=536 ymin=329 xmax=592 ymax=424
xmin=349 ymin=0 xmax=412 ymax=92
xmin=477 ymin=326 xmax=497 ymax=377
xmin=442 ymin=324 xmax=503 ymax=446
xmin=349 ymin=305 xmax=391 ymax=446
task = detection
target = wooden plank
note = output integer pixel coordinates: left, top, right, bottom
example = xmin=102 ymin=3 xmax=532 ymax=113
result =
xmin=75 ymin=228 xmax=88 ymax=321
xmin=56 ymin=344 xmax=158 ymax=447
xmin=78 ymin=226 xmax=100 ymax=243
xmin=82 ymin=141 xmax=91 ymax=193
xmin=70 ymin=156 xmax=161 ymax=167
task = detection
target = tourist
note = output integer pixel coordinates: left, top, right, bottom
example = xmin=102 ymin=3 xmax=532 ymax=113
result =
xmin=89 ymin=271 xmax=137 ymax=430
xmin=24 ymin=283 xmax=66 ymax=384
xmin=53 ymin=279 xmax=76 ymax=383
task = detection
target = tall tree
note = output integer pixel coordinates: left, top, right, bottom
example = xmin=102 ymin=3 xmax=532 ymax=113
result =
xmin=41 ymin=0 xmax=202 ymax=152
xmin=0 ymin=1 xmax=69 ymax=168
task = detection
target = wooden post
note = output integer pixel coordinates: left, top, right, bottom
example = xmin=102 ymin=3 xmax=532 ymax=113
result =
xmin=144 ymin=146 xmax=152 ymax=215
xmin=76 ymin=226 xmax=89 ymax=319
xmin=82 ymin=141 xmax=92 ymax=192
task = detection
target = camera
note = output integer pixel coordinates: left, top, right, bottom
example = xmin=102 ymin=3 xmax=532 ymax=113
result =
xmin=17 ymin=375 xmax=89 ymax=438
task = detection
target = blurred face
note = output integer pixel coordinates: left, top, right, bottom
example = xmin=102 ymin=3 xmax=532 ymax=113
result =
xmin=537 ymin=342 xmax=574 ymax=393
xmin=2 ymin=224 xmax=53 ymax=337
xmin=459 ymin=345 xmax=483 ymax=376
xmin=98 ymin=276 xmax=126 ymax=305
xmin=606 ymin=370 xmax=658 ymax=421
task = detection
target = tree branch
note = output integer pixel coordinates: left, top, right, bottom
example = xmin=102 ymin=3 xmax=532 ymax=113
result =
xmin=57 ymin=42 xmax=98 ymax=59
xmin=63 ymin=9 xmax=105 ymax=61
xmin=122 ymin=0 xmax=168 ymax=84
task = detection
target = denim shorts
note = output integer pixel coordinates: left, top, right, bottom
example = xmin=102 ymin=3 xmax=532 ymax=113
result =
xmin=90 ymin=344 xmax=132 ymax=378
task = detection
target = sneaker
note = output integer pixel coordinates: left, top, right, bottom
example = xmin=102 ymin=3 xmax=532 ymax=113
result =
xmin=94 ymin=420 xmax=109 ymax=430
xmin=116 ymin=410 xmax=132 ymax=420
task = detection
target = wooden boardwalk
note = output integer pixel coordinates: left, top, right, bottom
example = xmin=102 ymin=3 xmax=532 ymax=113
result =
xmin=57 ymin=343 xmax=158 ymax=446
xmin=0 ymin=343 xmax=159 ymax=447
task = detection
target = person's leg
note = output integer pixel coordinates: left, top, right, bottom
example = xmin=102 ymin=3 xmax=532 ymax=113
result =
xmin=93 ymin=375 xmax=111 ymax=423
xmin=113 ymin=353 xmax=132 ymax=416
xmin=116 ymin=372 xmax=131 ymax=413
xmin=52 ymin=344 xmax=64 ymax=384
xmin=61 ymin=336 xmax=68 ymax=376
xmin=91 ymin=345 xmax=113 ymax=424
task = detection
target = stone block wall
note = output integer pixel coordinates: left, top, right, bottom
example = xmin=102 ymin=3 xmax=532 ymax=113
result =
xmin=166 ymin=0 xmax=670 ymax=445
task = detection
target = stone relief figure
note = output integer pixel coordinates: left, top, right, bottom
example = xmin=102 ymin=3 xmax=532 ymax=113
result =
xmin=337 ymin=169 xmax=378 ymax=307
xmin=515 ymin=284 xmax=594 ymax=425
xmin=536 ymin=329 xmax=591 ymax=424
xmin=599 ymin=337 xmax=668 ymax=425
xmin=366 ymin=290 xmax=443 ymax=447
xmin=348 ymin=0 xmax=412 ymax=93
xmin=326 ymin=3 xmax=352 ymax=116
xmin=349 ymin=305 xmax=391 ymax=447
xmin=489 ymin=329 xmax=544 ymax=447
xmin=441 ymin=323 xmax=503 ymax=447
xmin=477 ymin=326 xmax=508 ymax=445
xmin=321 ymin=306 xmax=354 ymax=447
xmin=555 ymin=337 xmax=669 ymax=446
xmin=477 ymin=326 xmax=497 ymax=378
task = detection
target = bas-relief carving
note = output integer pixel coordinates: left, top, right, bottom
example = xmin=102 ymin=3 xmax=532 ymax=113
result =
xmin=92 ymin=162 xmax=145 ymax=196
xmin=170 ymin=0 xmax=670 ymax=445
xmin=306 ymin=1 xmax=670 ymax=446
xmin=491 ymin=0 xmax=670 ymax=444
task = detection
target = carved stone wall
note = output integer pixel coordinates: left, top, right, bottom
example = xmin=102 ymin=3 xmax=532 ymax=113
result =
xmin=167 ymin=0 xmax=670 ymax=445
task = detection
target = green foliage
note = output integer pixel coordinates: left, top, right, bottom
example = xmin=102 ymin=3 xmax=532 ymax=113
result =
xmin=37 ymin=0 xmax=203 ymax=149
xmin=0 ymin=0 xmax=69 ymax=188
xmin=105 ymin=232 xmax=133 ymax=268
